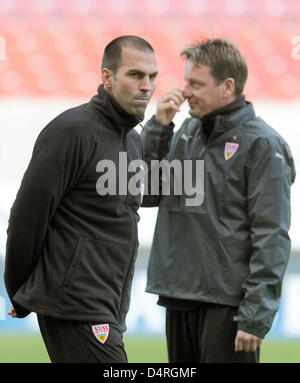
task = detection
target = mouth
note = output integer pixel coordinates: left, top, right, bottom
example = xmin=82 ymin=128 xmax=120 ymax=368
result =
xmin=133 ymin=98 xmax=150 ymax=105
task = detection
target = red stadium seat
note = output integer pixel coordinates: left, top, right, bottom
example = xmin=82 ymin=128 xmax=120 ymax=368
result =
xmin=0 ymin=0 xmax=299 ymax=99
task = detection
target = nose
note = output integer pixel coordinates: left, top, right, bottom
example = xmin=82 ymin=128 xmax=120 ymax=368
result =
xmin=182 ymin=84 xmax=192 ymax=99
xmin=139 ymin=76 xmax=152 ymax=92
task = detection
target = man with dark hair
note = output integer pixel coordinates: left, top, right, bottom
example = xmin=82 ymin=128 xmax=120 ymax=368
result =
xmin=5 ymin=35 xmax=158 ymax=363
xmin=141 ymin=38 xmax=295 ymax=363
xmin=102 ymin=35 xmax=154 ymax=73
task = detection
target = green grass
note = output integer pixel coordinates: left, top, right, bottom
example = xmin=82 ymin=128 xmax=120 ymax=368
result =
xmin=125 ymin=336 xmax=168 ymax=363
xmin=0 ymin=334 xmax=299 ymax=363
xmin=0 ymin=334 xmax=50 ymax=363
xmin=260 ymin=340 xmax=300 ymax=363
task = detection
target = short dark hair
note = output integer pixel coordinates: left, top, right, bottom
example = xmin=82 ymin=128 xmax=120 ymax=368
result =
xmin=101 ymin=35 xmax=154 ymax=74
xmin=181 ymin=38 xmax=248 ymax=98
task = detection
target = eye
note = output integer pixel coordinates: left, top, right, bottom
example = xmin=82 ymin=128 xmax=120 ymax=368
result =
xmin=191 ymin=82 xmax=202 ymax=89
xmin=150 ymin=73 xmax=157 ymax=81
xmin=129 ymin=72 xmax=141 ymax=78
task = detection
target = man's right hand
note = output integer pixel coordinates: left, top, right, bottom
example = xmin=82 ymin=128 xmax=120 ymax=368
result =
xmin=8 ymin=305 xmax=17 ymax=318
xmin=154 ymin=88 xmax=185 ymax=126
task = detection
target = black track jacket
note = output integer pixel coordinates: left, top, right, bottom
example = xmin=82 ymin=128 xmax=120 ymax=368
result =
xmin=4 ymin=85 xmax=143 ymax=331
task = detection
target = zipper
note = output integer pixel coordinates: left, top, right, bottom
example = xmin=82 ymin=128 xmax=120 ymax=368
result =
xmin=198 ymin=145 xmax=206 ymax=159
xmin=198 ymin=121 xmax=224 ymax=159
xmin=117 ymin=130 xmax=138 ymax=318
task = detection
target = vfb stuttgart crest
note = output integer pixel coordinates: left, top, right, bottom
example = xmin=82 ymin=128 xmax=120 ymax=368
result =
xmin=224 ymin=142 xmax=239 ymax=160
xmin=92 ymin=324 xmax=110 ymax=344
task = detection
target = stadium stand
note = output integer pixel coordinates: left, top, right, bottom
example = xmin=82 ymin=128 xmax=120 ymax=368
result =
xmin=0 ymin=0 xmax=299 ymax=99
xmin=0 ymin=0 xmax=299 ymax=339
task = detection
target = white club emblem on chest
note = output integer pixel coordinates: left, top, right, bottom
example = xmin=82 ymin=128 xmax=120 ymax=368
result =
xmin=224 ymin=142 xmax=239 ymax=160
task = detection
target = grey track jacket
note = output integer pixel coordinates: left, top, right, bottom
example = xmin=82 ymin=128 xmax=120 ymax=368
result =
xmin=141 ymin=102 xmax=295 ymax=338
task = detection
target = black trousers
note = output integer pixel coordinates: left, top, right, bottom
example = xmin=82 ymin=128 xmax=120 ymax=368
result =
xmin=166 ymin=303 xmax=260 ymax=363
xmin=37 ymin=314 xmax=127 ymax=363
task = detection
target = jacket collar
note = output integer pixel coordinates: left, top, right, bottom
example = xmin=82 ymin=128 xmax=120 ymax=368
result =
xmin=198 ymin=100 xmax=256 ymax=143
xmin=214 ymin=101 xmax=256 ymax=133
xmin=202 ymin=95 xmax=247 ymax=125
xmin=89 ymin=84 xmax=143 ymax=136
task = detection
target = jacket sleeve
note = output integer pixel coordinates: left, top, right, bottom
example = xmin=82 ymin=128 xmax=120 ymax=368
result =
xmin=140 ymin=116 xmax=174 ymax=207
xmin=4 ymin=125 xmax=84 ymax=317
xmin=236 ymin=137 xmax=296 ymax=338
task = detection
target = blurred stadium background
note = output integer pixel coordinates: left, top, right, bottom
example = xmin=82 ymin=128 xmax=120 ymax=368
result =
xmin=0 ymin=0 xmax=300 ymax=362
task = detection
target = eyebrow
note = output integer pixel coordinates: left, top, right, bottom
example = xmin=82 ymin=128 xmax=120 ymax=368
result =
xmin=127 ymin=69 xmax=159 ymax=76
xmin=184 ymin=76 xmax=205 ymax=84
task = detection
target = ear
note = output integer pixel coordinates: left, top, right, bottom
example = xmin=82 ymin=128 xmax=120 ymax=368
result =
xmin=102 ymin=68 xmax=113 ymax=91
xmin=223 ymin=77 xmax=235 ymax=99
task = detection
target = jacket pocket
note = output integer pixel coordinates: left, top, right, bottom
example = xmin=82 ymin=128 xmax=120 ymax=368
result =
xmin=63 ymin=237 xmax=84 ymax=287
xmin=62 ymin=237 xmax=132 ymax=316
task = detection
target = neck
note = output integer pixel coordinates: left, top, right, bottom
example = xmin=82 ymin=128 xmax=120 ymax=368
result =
xmin=89 ymin=84 xmax=143 ymax=136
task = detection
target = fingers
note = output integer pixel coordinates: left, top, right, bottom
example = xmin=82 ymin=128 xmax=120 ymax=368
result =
xmin=234 ymin=330 xmax=262 ymax=352
xmin=8 ymin=305 xmax=17 ymax=318
xmin=158 ymin=99 xmax=180 ymax=113
xmin=249 ymin=337 xmax=258 ymax=352
xmin=159 ymin=88 xmax=185 ymax=109
xmin=155 ymin=88 xmax=185 ymax=125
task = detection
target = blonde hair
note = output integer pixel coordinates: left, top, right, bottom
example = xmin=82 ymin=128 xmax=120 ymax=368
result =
xmin=181 ymin=38 xmax=248 ymax=98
